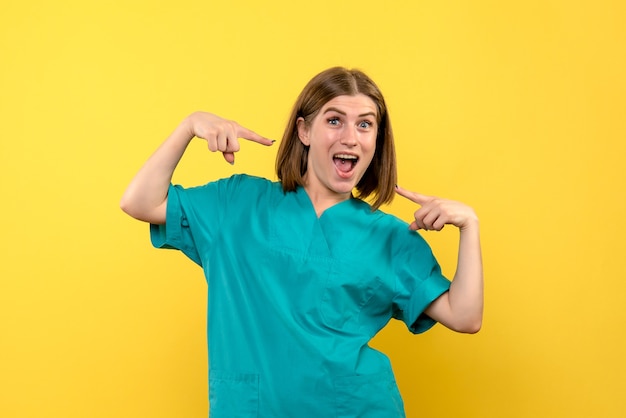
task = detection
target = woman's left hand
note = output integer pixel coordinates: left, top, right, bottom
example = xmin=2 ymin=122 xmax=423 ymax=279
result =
xmin=395 ymin=185 xmax=478 ymax=232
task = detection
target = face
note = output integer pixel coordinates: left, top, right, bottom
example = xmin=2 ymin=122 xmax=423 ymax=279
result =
xmin=297 ymin=94 xmax=378 ymax=201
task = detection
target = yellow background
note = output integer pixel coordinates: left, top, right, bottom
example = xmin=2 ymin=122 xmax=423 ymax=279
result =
xmin=2 ymin=0 xmax=625 ymax=417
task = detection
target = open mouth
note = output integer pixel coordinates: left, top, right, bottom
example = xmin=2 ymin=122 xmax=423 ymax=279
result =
xmin=333 ymin=153 xmax=358 ymax=174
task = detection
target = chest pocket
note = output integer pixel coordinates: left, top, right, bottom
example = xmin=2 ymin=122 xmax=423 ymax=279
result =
xmin=320 ymin=261 xmax=390 ymax=331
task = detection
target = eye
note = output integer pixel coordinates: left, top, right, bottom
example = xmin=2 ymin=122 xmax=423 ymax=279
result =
xmin=358 ymin=120 xmax=373 ymax=129
xmin=327 ymin=117 xmax=340 ymax=126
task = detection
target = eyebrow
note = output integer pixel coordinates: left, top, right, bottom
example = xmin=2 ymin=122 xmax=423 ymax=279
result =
xmin=323 ymin=107 xmax=377 ymax=118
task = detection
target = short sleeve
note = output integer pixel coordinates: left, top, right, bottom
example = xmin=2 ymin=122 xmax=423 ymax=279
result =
xmin=149 ymin=175 xmax=266 ymax=268
xmin=392 ymin=231 xmax=451 ymax=334
xmin=149 ymin=184 xmax=204 ymax=266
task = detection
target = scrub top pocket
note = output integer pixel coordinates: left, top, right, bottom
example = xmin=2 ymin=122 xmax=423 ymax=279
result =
xmin=321 ymin=262 xmax=388 ymax=331
xmin=333 ymin=372 xmax=405 ymax=418
xmin=209 ymin=370 xmax=259 ymax=418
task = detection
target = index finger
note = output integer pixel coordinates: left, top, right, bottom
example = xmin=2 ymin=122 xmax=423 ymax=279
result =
xmin=395 ymin=185 xmax=432 ymax=205
xmin=236 ymin=124 xmax=275 ymax=146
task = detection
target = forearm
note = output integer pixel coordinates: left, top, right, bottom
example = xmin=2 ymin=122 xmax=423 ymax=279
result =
xmin=448 ymin=220 xmax=484 ymax=332
xmin=120 ymin=116 xmax=195 ymax=223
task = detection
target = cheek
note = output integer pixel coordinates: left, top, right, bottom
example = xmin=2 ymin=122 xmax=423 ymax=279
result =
xmin=362 ymin=134 xmax=377 ymax=153
xmin=309 ymin=125 xmax=332 ymax=141
xmin=325 ymin=129 xmax=341 ymax=142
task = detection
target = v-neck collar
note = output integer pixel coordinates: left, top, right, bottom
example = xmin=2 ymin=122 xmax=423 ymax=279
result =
xmin=270 ymin=185 xmax=375 ymax=260
xmin=294 ymin=186 xmax=359 ymax=220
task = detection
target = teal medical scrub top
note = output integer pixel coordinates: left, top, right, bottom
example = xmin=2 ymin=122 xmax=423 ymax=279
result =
xmin=150 ymin=174 xmax=450 ymax=418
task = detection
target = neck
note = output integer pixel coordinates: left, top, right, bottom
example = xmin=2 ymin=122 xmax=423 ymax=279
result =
xmin=302 ymin=178 xmax=352 ymax=217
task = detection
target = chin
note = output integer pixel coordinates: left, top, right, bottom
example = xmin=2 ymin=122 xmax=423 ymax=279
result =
xmin=331 ymin=180 xmax=358 ymax=196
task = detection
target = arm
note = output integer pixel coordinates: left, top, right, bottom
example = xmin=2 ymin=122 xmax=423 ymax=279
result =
xmin=120 ymin=112 xmax=273 ymax=224
xmin=395 ymin=186 xmax=484 ymax=334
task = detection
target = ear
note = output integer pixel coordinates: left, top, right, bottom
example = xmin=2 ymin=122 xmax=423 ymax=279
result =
xmin=296 ymin=117 xmax=310 ymax=146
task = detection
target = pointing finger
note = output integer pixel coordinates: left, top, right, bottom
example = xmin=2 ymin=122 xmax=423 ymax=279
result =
xmin=395 ymin=185 xmax=432 ymax=205
xmin=236 ymin=125 xmax=275 ymax=146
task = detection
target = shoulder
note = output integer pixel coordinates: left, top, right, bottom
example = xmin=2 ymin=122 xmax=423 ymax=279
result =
xmin=179 ymin=174 xmax=278 ymax=196
xmin=366 ymin=205 xmax=433 ymax=252
xmin=170 ymin=175 xmax=280 ymax=211
xmin=219 ymin=173 xmax=276 ymax=192
xmin=225 ymin=174 xmax=283 ymax=203
xmin=355 ymin=201 xmax=408 ymax=232
xmin=210 ymin=173 xmax=274 ymax=188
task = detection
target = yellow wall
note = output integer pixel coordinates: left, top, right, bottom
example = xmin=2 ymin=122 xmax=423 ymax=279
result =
xmin=2 ymin=1 xmax=625 ymax=417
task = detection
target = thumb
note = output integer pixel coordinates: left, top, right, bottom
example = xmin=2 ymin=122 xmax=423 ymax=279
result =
xmin=222 ymin=151 xmax=235 ymax=165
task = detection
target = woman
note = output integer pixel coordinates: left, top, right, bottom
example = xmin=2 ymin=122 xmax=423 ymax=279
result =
xmin=121 ymin=67 xmax=483 ymax=417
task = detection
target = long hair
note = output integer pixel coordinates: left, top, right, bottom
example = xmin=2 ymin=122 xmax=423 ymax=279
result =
xmin=275 ymin=67 xmax=397 ymax=211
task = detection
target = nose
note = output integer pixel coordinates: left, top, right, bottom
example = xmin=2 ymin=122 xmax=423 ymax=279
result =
xmin=340 ymin=126 xmax=358 ymax=146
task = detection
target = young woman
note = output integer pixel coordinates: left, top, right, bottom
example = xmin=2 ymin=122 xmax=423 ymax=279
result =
xmin=121 ymin=67 xmax=483 ymax=417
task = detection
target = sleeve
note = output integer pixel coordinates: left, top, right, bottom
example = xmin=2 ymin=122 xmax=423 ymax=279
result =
xmin=392 ymin=230 xmax=451 ymax=334
xmin=149 ymin=184 xmax=202 ymax=266
xmin=149 ymin=177 xmax=238 ymax=267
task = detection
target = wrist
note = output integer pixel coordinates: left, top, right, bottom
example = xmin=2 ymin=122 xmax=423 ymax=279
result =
xmin=183 ymin=112 xmax=200 ymax=139
xmin=460 ymin=216 xmax=479 ymax=232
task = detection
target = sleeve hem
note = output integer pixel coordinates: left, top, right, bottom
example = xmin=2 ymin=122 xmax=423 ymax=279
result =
xmin=149 ymin=184 xmax=183 ymax=250
xmin=148 ymin=185 xmax=203 ymax=266
xmin=406 ymin=276 xmax=451 ymax=334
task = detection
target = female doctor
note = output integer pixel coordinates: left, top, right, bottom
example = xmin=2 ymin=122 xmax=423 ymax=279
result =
xmin=121 ymin=67 xmax=483 ymax=417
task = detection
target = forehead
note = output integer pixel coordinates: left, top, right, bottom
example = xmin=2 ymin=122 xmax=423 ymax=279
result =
xmin=320 ymin=94 xmax=377 ymax=116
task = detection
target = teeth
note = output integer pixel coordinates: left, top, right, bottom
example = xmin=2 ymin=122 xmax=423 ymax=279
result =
xmin=334 ymin=154 xmax=358 ymax=160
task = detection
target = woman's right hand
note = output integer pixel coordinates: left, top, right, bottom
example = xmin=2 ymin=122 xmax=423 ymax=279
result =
xmin=121 ymin=112 xmax=273 ymax=224
xmin=187 ymin=111 xmax=274 ymax=164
